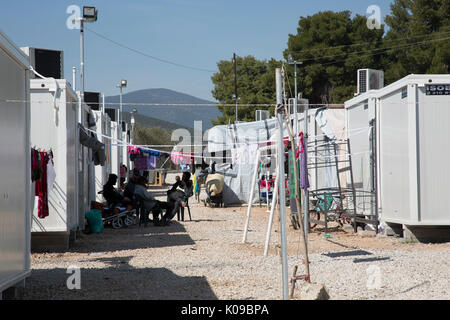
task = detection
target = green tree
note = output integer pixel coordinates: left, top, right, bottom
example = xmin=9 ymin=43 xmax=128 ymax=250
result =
xmin=284 ymin=11 xmax=385 ymax=104
xmin=211 ymin=56 xmax=281 ymax=125
xmin=383 ymin=0 xmax=450 ymax=83
xmin=132 ymin=123 xmax=175 ymax=168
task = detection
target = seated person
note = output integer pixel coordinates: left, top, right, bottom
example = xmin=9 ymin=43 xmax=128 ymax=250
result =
xmin=120 ymin=164 xmax=127 ymax=190
xmin=134 ymin=176 xmax=185 ymax=226
xmin=103 ymin=174 xmax=132 ymax=209
xmin=123 ymin=168 xmax=140 ymax=201
xmin=171 ymin=172 xmax=194 ymax=198
xmin=167 ymin=188 xmax=189 ymax=220
xmin=168 ymin=173 xmax=193 ymax=220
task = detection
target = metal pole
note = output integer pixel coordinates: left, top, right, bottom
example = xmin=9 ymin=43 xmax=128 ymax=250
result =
xmin=80 ymin=20 xmax=84 ymax=103
xmin=304 ymin=97 xmax=310 ymax=239
xmin=233 ymin=53 xmax=238 ymax=123
xmin=118 ymin=87 xmax=123 ymax=190
xmin=72 ymin=67 xmax=77 ymax=91
xmin=119 ymin=86 xmax=123 ymax=132
xmin=130 ymin=114 xmax=135 ymax=171
xmin=294 ymin=63 xmax=298 ymax=144
xmin=264 ymin=172 xmax=279 ymax=256
xmin=102 ymin=93 xmax=105 ymax=115
xmin=81 ymin=19 xmax=95 ymax=203
xmin=276 ymin=68 xmax=289 ymax=300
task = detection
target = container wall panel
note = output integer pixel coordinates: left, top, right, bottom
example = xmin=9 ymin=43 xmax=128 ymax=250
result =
xmin=379 ymin=89 xmax=411 ymax=222
xmin=0 ymin=45 xmax=29 ymax=289
xmin=417 ymin=87 xmax=450 ymax=224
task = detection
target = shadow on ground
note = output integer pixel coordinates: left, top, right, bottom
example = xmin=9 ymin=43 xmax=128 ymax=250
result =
xmin=32 ymin=221 xmax=196 ymax=254
xmin=14 ymin=256 xmax=217 ymax=300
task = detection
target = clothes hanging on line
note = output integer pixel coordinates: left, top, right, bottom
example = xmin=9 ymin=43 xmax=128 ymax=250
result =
xmin=288 ymin=149 xmax=300 ymax=215
xmin=32 ymin=148 xmax=54 ymax=219
xmin=134 ymin=154 xmax=158 ymax=171
xmin=128 ymin=146 xmax=141 ymax=155
xmin=260 ymin=178 xmax=274 ymax=193
xmin=47 ymin=155 xmax=56 ymax=194
xmin=78 ymin=123 xmax=106 ymax=166
xmin=170 ymin=151 xmax=193 ymax=165
xmin=31 ymin=148 xmax=41 ymax=182
xmin=142 ymin=148 xmax=161 ymax=157
xmin=297 ymin=132 xmax=309 ymax=190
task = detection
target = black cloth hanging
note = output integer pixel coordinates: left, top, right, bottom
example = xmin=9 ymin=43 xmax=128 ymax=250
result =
xmin=78 ymin=123 xmax=106 ymax=166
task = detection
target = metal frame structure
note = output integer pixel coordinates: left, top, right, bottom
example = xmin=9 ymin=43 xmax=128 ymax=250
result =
xmin=307 ymin=137 xmax=378 ymax=234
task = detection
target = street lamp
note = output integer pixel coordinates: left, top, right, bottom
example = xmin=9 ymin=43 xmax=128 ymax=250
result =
xmin=287 ymin=54 xmax=309 ymax=238
xmin=130 ymin=108 xmax=137 ymax=171
xmin=130 ymin=108 xmax=137 ymax=144
xmin=77 ymin=6 xmax=97 ymax=204
xmin=116 ymin=79 xmax=127 ymax=129
xmin=115 ymin=80 xmax=127 ymax=189
xmin=79 ymin=6 xmax=98 ymax=103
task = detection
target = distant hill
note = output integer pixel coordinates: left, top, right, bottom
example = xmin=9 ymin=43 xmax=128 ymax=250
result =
xmin=105 ymin=88 xmax=221 ymax=130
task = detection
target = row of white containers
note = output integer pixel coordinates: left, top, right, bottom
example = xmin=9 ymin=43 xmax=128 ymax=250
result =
xmin=29 ymin=80 xmax=128 ymax=249
xmin=0 ymin=29 xmax=129 ymax=295
xmin=345 ymin=74 xmax=450 ymax=228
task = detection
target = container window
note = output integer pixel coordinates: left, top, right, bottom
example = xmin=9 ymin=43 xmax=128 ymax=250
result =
xmin=401 ymin=87 xmax=407 ymax=99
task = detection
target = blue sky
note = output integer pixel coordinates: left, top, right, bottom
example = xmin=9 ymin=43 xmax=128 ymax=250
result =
xmin=1 ymin=0 xmax=393 ymax=101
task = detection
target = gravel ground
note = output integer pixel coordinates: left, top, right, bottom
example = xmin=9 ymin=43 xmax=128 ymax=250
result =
xmin=14 ymin=174 xmax=450 ymax=300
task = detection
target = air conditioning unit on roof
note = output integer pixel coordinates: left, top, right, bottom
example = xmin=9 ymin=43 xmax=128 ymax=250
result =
xmin=357 ymin=69 xmax=384 ymax=94
xmin=288 ymin=98 xmax=308 ymax=114
xmin=21 ymin=47 xmax=64 ymax=79
xmin=256 ymin=110 xmax=270 ymax=121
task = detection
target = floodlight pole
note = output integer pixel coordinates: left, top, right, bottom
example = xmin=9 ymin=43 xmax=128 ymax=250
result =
xmin=80 ymin=20 xmax=84 ymax=102
xmin=276 ymin=68 xmax=289 ymax=300
xmin=233 ymin=52 xmax=238 ymax=123
xmin=79 ymin=18 xmax=97 ymax=203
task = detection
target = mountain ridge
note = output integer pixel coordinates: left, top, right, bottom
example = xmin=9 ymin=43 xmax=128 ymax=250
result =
xmin=105 ymin=88 xmax=220 ymax=130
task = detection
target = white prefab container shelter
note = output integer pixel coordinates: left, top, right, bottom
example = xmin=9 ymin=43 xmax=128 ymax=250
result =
xmin=104 ymin=114 xmax=112 ymax=181
xmin=78 ymin=100 xmax=93 ymax=229
xmin=0 ymin=29 xmax=31 ymax=295
xmin=345 ymin=74 xmax=450 ymax=239
xmin=29 ymin=79 xmax=79 ymax=250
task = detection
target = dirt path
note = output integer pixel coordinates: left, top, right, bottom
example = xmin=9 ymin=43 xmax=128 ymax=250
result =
xmin=15 ymin=184 xmax=450 ymax=300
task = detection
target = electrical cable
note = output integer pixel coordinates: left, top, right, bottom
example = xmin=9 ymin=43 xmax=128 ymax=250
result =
xmin=288 ymin=28 xmax=450 ymax=55
xmin=84 ymin=26 xmax=216 ymax=73
xmin=295 ymin=35 xmax=450 ymax=65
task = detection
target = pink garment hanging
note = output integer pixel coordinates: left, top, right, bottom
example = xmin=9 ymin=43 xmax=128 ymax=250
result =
xmin=170 ymin=152 xmax=193 ymax=165
xmin=128 ymin=146 xmax=141 ymax=155
xmin=295 ymin=132 xmax=305 ymax=159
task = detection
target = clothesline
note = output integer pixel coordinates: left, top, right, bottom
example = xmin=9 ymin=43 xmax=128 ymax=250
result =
xmin=307 ymin=150 xmax=370 ymax=160
xmin=4 ymin=98 xmax=449 ymax=107
xmin=81 ymin=121 xmax=373 ymax=163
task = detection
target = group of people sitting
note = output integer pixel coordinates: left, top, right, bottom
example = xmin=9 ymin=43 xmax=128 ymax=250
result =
xmin=102 ymin=169 xmax=194 ymax=226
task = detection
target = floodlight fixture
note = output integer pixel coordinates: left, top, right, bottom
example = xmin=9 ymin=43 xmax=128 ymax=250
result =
xmin=83 ymin=6 xmax=98 ymax=22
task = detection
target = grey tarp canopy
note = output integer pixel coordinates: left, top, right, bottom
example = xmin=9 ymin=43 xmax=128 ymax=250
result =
xmin=206 ymin=109 xmax=345 ymax=205
xmin=206 ymin=118 xmax=284 ymax=205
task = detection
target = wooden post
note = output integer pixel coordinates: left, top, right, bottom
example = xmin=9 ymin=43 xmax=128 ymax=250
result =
xmin=281 ymin=68 xmax=310 ymax=284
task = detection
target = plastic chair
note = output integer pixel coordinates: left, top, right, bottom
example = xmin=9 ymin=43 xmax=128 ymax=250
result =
xmin=177 ymin=197 xmax=192 ymax=222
